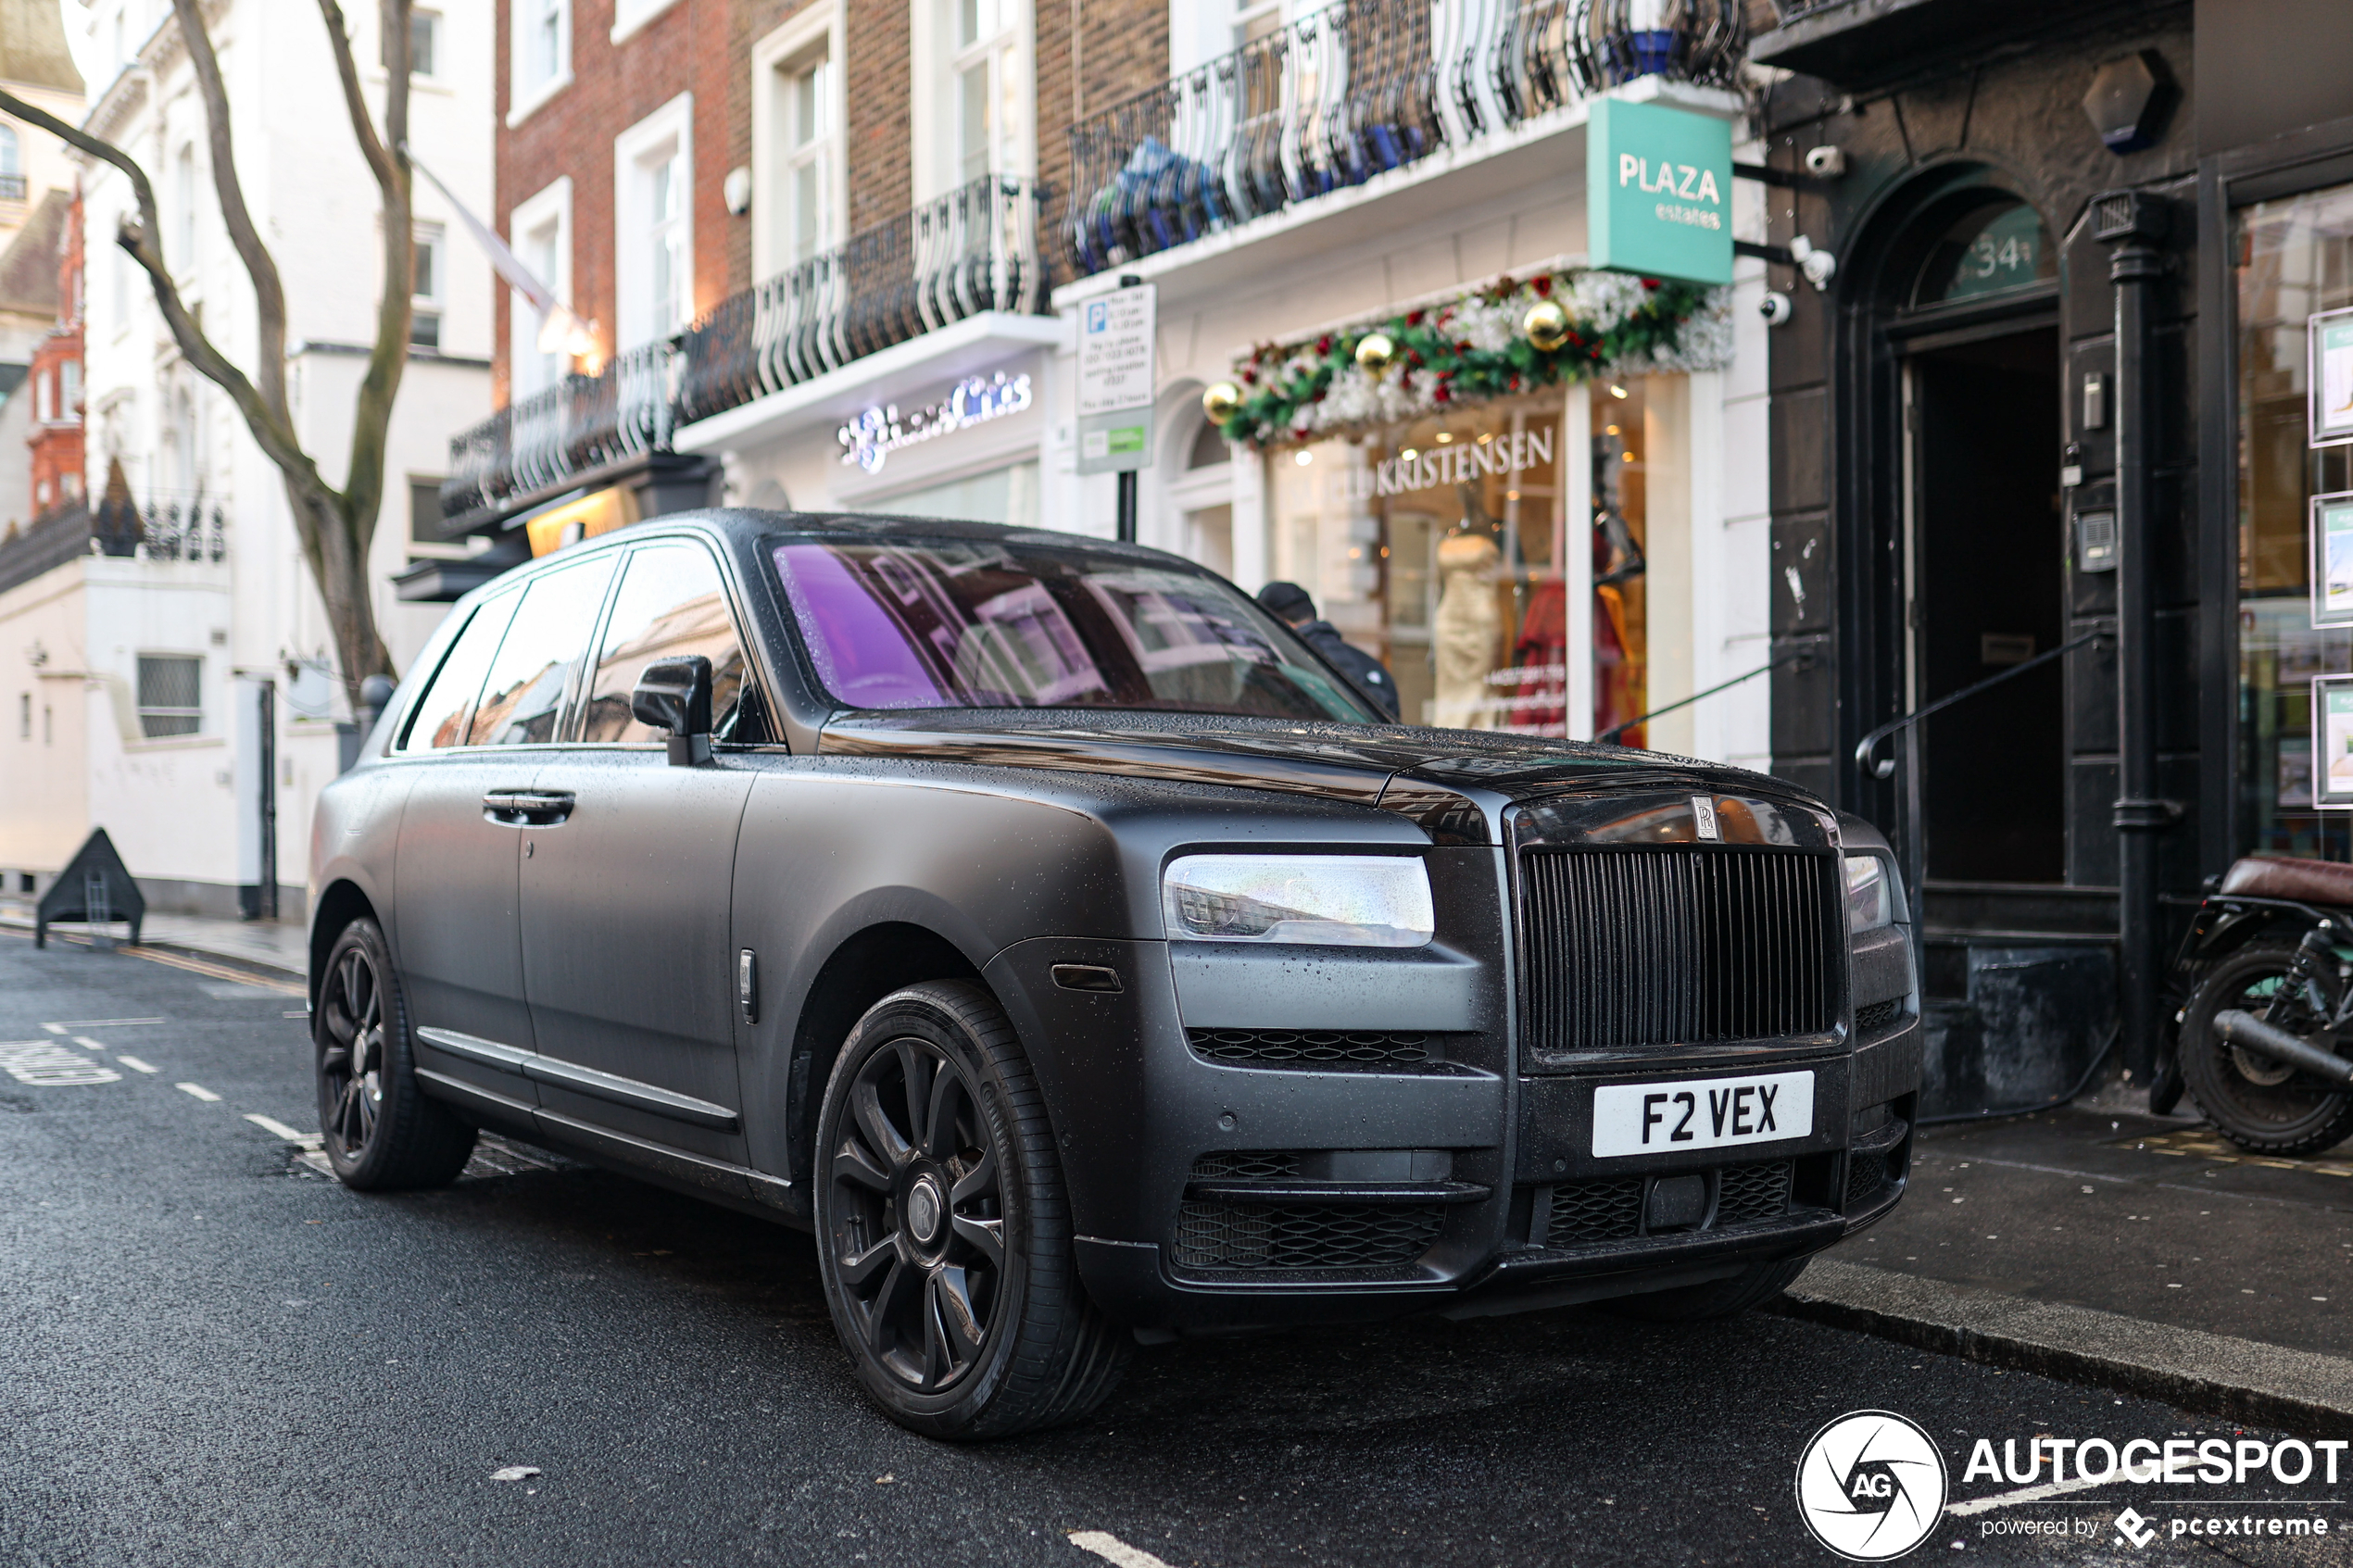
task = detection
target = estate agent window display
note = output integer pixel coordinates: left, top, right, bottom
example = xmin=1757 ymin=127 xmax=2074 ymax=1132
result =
xmin=2236 ymin=182 xmax=2353 ymax=840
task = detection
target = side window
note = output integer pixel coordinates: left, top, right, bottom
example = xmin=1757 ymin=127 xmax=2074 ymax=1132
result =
xmin=466 ymin=557 xmax=620 ymax=746
xmin=581 ymin=544 xmax=749 ymax=743
xmin=399 ymin=592 xmax=521 ymax=751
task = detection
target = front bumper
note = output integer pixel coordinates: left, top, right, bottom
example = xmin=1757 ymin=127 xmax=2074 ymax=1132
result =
xmin=987 ymin=931 xmax=1923 ymax=1334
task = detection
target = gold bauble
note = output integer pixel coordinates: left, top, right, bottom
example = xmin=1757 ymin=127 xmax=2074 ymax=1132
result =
xmin=1201 ymin=381 xmax=1243 ymax=425
xmin=1523 ymin=298 xmax=1571 ymax=353
xmin=1353 ymin=332 xmax=1397 ymax=374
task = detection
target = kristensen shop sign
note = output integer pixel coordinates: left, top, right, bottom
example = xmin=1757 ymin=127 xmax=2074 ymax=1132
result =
xmin=1346 ymin=428 xmax=1556 ymax=500
xmin=1587 ymin=95 xmax=1734 ymax=287
xmin=837 ymin=369 xmax=1033 ymax=473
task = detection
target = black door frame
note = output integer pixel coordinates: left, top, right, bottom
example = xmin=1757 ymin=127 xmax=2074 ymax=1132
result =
xmin=1831 ymin=161 xmax=2064 ymax=903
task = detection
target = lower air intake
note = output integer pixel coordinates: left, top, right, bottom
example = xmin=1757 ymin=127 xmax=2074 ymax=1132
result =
xmin=1717 ymin=1161 xmax=1793 ymax=1224
xmin=1546 ymin=1177 xmax=1644 ymax=1245
xmin=1845 ymin=1150 xmax=1888 ymax=1210
xmin=1173 ymin=1202 xmax=1443 ymax=1271
xmin=1187 ymin=1029 xmax=1436 ymax=1068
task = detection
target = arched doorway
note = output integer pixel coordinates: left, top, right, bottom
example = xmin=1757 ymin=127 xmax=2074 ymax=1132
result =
xmin=1846 ymin=170 xmax=2066 ymax=887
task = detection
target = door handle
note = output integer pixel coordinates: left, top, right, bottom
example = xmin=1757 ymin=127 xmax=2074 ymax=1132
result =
xmin=482 ymin=789 xmax=576 ymax=826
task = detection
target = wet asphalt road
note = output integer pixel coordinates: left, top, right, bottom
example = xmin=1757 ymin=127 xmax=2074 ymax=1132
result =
xmin=4 ymin=932 xmax=2351 ymax=1568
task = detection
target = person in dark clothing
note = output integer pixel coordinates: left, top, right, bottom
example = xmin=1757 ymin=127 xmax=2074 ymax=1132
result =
xmin=1255 ymin=580 xmax=1402 ymax=721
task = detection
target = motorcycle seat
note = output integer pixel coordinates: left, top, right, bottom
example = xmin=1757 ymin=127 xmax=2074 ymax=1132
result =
xmin=2219 ymin=855 xmax=2353 ymax=907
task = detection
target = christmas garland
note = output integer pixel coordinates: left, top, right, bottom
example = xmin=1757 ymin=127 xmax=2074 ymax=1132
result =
xmin=1211 ymin=270 xmax=1733 ymax=449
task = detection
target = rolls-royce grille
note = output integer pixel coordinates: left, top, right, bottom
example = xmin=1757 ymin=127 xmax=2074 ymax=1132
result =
xmin=1519 ymin=847 xmax=1840 ymax=1052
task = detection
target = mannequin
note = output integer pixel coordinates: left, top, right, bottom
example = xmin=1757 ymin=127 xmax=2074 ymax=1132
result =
xmin=1433 ymin=530 xmax=1501 ymax=729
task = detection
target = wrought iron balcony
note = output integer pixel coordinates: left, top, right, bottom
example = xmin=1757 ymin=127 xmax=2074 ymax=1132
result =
xmin=0 ymin=173 xmax=26 ymax=202
xmin=441 ymin=175 xmax=1050 ymax=534
xmin=1063 ymin=0 xmax=1745 ymax=279
xmin=439 ymin=341 xmax=673 ymax=536
xmin=675 ymin=174 xmax=1048 ymax=426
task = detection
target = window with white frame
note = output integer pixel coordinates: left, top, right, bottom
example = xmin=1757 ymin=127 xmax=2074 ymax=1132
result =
xmin=34 ymin=370 xmax=53 ymax=423
xmin=950 ymin=0 xmax=1023 ymax=187
xmin=614 ymin=96 xmax=693 ymax=349
xmin=135 ymin=655 xmax=202 ymax=739
xmin=0 ymin=122 xmax=19 ymax=183
xmin=778 ymin=49 xmax=832 ymax=267
xmin=511 ymin=0 xmax=572 ymax=121
xmin=60 ymin=359 xmax=79 ymax=419
xmin=408 ymin=8 xmax=440 ymax=75
xmin=411 ymin=222 xmax=444 ymax=350
xmin=508 ymin=178 xmax=572 ymax=398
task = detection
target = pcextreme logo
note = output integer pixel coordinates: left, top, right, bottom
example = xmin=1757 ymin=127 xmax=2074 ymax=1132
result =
xmin=1795 ymin=1411 xmax=1951 ymax=1561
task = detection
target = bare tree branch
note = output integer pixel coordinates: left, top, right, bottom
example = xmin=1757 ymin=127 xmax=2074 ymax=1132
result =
xmin=318 ymin=0 xmax=415 ymax=578
xmin=169 ymin=0 xmax=293 ymax=429
xmin=0 ymin=84 xmax=317 ymax=491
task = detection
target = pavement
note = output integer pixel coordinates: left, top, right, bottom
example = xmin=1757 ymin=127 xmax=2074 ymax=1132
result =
xmin=0 ymin=895 xmax=309 ymax=977
xmin=10 ymin=934 xmax=2353 ymax=1563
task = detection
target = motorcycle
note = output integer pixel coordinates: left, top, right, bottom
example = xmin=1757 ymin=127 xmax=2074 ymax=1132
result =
xmin=2161 ymin=855 xmax=2353 ymax=1156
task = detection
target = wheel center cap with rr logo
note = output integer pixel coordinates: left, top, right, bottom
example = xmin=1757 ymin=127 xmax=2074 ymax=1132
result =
xmin=906 ymin=1174 xmax=945 ymax=1246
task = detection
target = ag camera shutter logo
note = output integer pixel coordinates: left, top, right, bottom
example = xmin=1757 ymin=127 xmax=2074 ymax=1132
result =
xmin=1795 ymin=1411 xmax=1948 ymax=1561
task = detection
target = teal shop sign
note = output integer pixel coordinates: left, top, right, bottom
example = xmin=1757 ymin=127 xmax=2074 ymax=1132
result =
xmin=1587 ymin=96 xmax=1733 ymax=287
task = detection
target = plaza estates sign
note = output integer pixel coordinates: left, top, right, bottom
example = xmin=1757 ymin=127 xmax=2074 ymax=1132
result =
xmin=1587 ymin=96 xmax=1734 ymax=287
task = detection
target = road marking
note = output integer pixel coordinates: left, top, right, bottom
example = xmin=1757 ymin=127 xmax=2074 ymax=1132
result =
xmin=0 ymin=1042 xmax=122 ymax=1086
xmin=130 ymin=947 xmax=307 ymax=996
xmin=175 ymin=1082 xmax=222 ymax=1102
xmin=43 ymin=1018 xmax=164 ymax=1030
xmin=40 ymin=1023 xmax=64 ymax=1035
xmin=1947 ymin=1473 xmax=2116 ymax=1515
xmin=115 ymin=1056 xmax=159 ymax=1074
xmin=244 ymin=1113 xmax=321 ymax=1148
xmin=71 ymin=1036 xmax=108 ymax=1051
xmin=1068 ymin=1532 xmax=1177 ymax=1568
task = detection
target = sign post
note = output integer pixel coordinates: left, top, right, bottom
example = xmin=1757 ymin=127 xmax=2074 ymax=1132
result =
xmin=1587 ymin=96 xmax=1734 ymax=287
xmin=1074 ymin=281 xmax=1157 ymax=542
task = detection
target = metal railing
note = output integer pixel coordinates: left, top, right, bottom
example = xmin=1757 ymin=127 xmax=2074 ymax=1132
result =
xmin=444 ymin=177 xmax=1051 ymax=533
xmin=93 ymin=492 xmax=228 ymax=561
xmin=441 ymin=340 xmax=673 ymax=534
xmin=0 ymin=173 xmax=26 ymax=202
xmin=675 ymin=175 xmax=1049 ymax=426
xmin=1063 ymin=0 xmax=1746 ymax=278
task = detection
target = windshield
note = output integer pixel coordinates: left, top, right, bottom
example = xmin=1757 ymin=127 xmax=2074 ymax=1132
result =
xmin=772 ymin=536 xmax=1377 ymax=721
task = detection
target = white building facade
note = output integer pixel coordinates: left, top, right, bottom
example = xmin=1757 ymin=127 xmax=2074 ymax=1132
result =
xmin=0 ymin=0 xmax=492 ymax=918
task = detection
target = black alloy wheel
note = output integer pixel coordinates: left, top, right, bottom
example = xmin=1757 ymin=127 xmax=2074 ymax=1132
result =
xmin=313 ymin=917 xmax=476 ymax=1189
xmin=814 ymin=982 xmax=1130 ymax=1438
xmin=2181 ymin=938 xmax=2353 ymax=1158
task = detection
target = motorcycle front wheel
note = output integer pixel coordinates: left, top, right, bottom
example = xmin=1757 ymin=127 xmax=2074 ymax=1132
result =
xmin=2180 ymin=938 xmax=2353 ymax=1157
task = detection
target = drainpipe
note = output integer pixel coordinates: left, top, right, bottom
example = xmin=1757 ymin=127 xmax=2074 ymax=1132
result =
xmin=2095 ymin=190 xmax=2176 ymax=1080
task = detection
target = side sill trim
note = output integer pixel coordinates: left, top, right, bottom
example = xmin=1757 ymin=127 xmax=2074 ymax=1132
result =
xmin=414 ymin=1066 xmax=539 ymax=1118
xmin=416 ymin=1025 xmax=740 ymax=1132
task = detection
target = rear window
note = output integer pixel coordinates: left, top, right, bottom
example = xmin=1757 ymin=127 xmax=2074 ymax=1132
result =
xmin=771 ymin=536 xmax=1373 ymax=721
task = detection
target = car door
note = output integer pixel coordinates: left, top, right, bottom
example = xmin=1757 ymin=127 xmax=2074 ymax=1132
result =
xmin=394 ymin=556 xmax=617 ymax=1115
xmin=520 ymin=538 xmax=757 ymax=1166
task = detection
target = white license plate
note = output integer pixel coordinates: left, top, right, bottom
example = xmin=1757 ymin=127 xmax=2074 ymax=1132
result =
xmin=1591 ymin=1071 xmax=1815 ymax=1159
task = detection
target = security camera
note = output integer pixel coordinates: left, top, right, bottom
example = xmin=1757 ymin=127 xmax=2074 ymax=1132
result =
xmin=1759 ymin=291 xmax=1793 ymax=326
xmin=1803 ymin=145 xmax=1847 ymax=180
xmin=1789 ymin=234 xmax=1839 ymax=292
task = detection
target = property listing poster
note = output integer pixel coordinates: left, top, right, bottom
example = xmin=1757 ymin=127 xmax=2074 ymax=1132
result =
xmin=2315 ymin=307 xmax=2353 ymax=448
xmin=2311 ymin=495 xmax=2353 ymax=626
xmin=2314 ymin=676 xmax=2353 ymax=809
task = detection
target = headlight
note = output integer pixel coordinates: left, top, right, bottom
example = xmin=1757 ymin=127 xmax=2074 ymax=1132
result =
xmin=1843 ymin=854 xmax=1904 ymax=934
xmin=1163 ymin=855 xmax=1434 ymax=948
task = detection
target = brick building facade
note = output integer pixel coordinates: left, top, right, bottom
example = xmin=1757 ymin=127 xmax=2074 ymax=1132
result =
xmin=25 ymin=187 xmax=81 ymax=521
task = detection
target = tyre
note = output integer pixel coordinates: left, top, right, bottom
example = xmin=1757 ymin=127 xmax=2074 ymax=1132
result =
xmin=2179 ymin=938 xmax=2353 ymax=1158
xmin=314 ymin=917 xmax=476 ymax=1189
xmin=1602 ymin=1256 xmax=1810 ymax=1323
xmin=813 ymin=981 xmax=1130 ymax=1439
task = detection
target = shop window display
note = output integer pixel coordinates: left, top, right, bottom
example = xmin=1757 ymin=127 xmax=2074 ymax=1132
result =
xmin=1266 ymin=384 xmax=1655 ymax=737
xmin=2236 ymin=183 xmax=2353 ymax=856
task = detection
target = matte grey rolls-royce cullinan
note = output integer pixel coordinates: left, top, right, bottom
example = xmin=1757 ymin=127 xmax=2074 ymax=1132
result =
xmin=308 ymin=510 xmax=1920 ymax=1437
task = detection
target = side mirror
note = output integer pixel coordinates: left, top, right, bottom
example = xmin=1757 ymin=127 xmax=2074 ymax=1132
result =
xmin=632 ymin=655 xmax=713 ymax=766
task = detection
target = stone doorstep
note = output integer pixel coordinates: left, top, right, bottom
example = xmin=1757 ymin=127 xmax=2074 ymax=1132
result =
xmin=1778 ymin=1259 xmax=2353 ymax=1440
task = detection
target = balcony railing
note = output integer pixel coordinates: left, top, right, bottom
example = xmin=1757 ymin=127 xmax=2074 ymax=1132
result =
xmin=441 ymin=340 xmax=673 ymax=534
xmin=94 ymin=492 xmax=228 ymax=561
xmin=443 ymin=176 xmax=1051 ymax=533
xmin=0 ymin=173 xmax=26 ymax=202
xmin=1063 ymin=0 xmax=1745 ymax=279
xmin=676 ymin=174 xmax=1048 ymax=425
